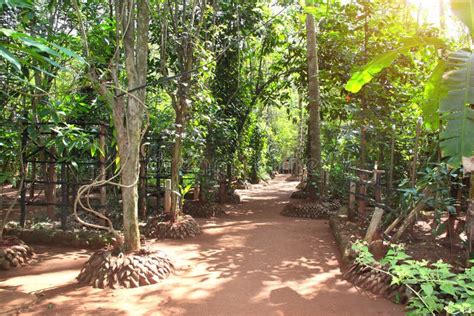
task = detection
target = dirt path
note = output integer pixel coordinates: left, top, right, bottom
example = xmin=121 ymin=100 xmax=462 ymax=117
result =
xmin=0 ymin=175 xmax=404 ymax=315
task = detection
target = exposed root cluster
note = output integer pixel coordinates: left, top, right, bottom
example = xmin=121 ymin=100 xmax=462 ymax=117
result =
xmin=342 ymin=262 xmax=411 ymax=304
xmin=0 ymin=236 xmax=34 ymax=270
xmin=290 ymin=190 xmax=309 ymax=199
xmin=233 ymin=180 xmax=252 ymax=190
xmin=144 ymin=215 xmax=202 ymax=239
xmin=226 ymin=192 xmax=241 ymax=204
xmin=77 ymin=248 xmax=174 ymax=289
xmin=183 ymin=201 xmax=225 ymax=218
xmin=281 ymin=200 xmax=341 ymax=219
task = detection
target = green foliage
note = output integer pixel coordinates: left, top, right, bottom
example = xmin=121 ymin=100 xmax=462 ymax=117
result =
xmin=344 ymin=36 xmax=445 ymax=93
xmin=352 ymin=240 xmax=474 ymax=315
xmin=450 ymin=0 xmax=474 ymax=37
xmin=399 ymin=163 xmax=460 ymax=235
xmin=422 ymin=60 xmax=446 ymax=130
xmin=0 ymin=27 xmax=85 ymax=74
xmin=439 ymin=50 xmax=474 ymax=167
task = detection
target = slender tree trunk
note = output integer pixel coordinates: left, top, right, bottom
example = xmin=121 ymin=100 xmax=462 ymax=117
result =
xmin=297 ymin=93 xmax=304 ymax=176
xmin=170 ymin=33 xmax=193 ymax=219
xmin=45 ymin=147 xmax=56 ymax=220
xmin=305 ymin=12 xmax=322 ymax=200
xmin=170 ymin=105 xmax=184 ymax=221
xmin=139 ymin=141 xmax=147 ymax=219
xmin=117 ymin=105 xmax=142 ymax=252
xmin=411 ymin=118 xmax=422 ymax=187
xmin=73 ymin=0 xmax=149 ymax=252
xmin=99 ymin=124 xmax=107 ymax=209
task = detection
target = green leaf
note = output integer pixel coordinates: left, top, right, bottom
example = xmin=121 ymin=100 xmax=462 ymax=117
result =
xmin=439 ymin=50 xmax=474 ymax=167
xmin=50 ymin=42 xmax=86 ymax=64
xmin=421 ymin=283 xmax=434 ymax=296
xmin=0 ymin=45 xmax=21 ymax=71
xmin=423 ymin=60 xmax=447 ymax=130
xmin=345 ymin=37 xmax=445 ymax=93
xmin=450 ymin=0 xmax=474 ymax=37
xmin=345 ymin=50 xmax=399 ymax=93
xmin=440 ymin=282 xmax=457 ymax=297
xmin=19 ymin=36 xmax=60 ymax=57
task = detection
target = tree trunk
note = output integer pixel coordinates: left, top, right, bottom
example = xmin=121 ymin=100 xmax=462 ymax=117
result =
xmin=138 ymin=135 xmax=147 ymax=219
xmin=74 ymin=0 xmax=149 ymax=252
xmin=117 ymin=114 xmax=141 ymax=252
xmin=296 ymin=93 xmax=304 ymax=176
xmin=99 ymin=124 xmax=107 ymax=209
xmin=170 ymin=106 xmax=184 ymax=221
xmin=45 ymin=146 xmax=56 ymax=220
xmin=305 ymin=12 xmax=322 ymax=200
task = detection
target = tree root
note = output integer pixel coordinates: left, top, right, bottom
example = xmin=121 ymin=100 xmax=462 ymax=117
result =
xmin=77 ymin=248 xmax=174 ymax=289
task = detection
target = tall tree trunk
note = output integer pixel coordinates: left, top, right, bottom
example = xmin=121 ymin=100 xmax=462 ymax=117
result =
xmin=74 ymin=0 xmax=149 ymax=252
xmin=117 ymin=104 xmax=142 ymax=252
xmin=45 ymin=156 xmax=56 ymax=220
xmin=170 ymin=33 xmax=193 ymax=220
xmin=305 ymin=12 xmax=322 ymax=200
xmin=296 ymin=93 xmax=304 ymax=176
xmin=99 ymin=124 xmax=107 ymax=209
xmin=170 ymin=103 xmax=184 ymax=221
xmin=119 ymin=0 xmax=149 ymax=252
xmin=138 ymin=142 xmax=147 ymax=219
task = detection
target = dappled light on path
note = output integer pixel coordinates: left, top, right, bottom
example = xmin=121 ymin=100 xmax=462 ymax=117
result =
xmin=0 ymin=175 xmax=403 ymax=315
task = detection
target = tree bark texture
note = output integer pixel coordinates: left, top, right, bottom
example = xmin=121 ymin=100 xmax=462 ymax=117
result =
xmin=305 ymin=13 xmax=322 ymax=200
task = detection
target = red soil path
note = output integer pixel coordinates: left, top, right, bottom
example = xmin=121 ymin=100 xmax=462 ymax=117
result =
xmin=0 ymin=175 xmax=404 ymax=315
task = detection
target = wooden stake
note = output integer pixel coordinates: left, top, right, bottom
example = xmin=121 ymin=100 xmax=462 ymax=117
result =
xmin=388 ymin=127 xmax=395 ymax=194
xmin=392 ymin=194 xmax=428 ymax=243
xmin=348 ymin=181 xmax=356 ymax=221
xmin=164 ymin=179 xmax=171 ymax=214
xmin=193 ymin=184 xmax=200 ymax=201
xmin=365 ymin=207 xmax=384 ymax=243
xmin=358 ymin=172 xmax=367 ymax=217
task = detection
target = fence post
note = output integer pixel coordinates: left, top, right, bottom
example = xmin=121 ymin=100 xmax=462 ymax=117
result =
xmin=374 ymin=170 xmax=382 ymax=204
xmin=193 ymin=183 xmax=200 ymax=200
xmin=365 ymin=207 xmax=384 ymax=243
xmin=358 ymin=171 xmax=367 ymax=218
xmin=164 ymin=179 xmax=171 ymax=214
xmin=348 ymin=181 xmax=356 ymax=221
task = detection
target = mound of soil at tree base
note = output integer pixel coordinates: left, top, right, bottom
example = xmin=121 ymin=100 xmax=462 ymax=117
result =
xmin=295 ymin=182 xmax=306 ymax=190
xmin=77 ymin=248 xmax=174 ymax=289
xmin=342 ymin=262 xmax=411 ymax=304
xmin=5 ymin=227 xmax=114 ymax=249
xmin=144 ymin=215 xmax=202 ymax=239
xmin=216 ymin=191 xmax=241 ymax=204
xmin=281 ymin=200 xmax=341 ymax=219
xmin=329 ymin=215 xmax=467 ymax=307
xmin=285 ymin=175 xmax=301 ymax=182
xmin=0 ymin=236 xmax=34 ymax=270
xmin=290 ymin=190 xmax=309 ymax=199
xmin=232 ymin=179 xmax=252 ymax=190
xmin=183 ymin=200 xmax=225 ymax=218
xmin=330 ymin=215 xmax=467 ymax=268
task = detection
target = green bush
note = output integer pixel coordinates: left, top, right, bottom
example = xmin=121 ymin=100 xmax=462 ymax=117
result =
xmin=352 ymin=241 xmax=474 ymax=315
